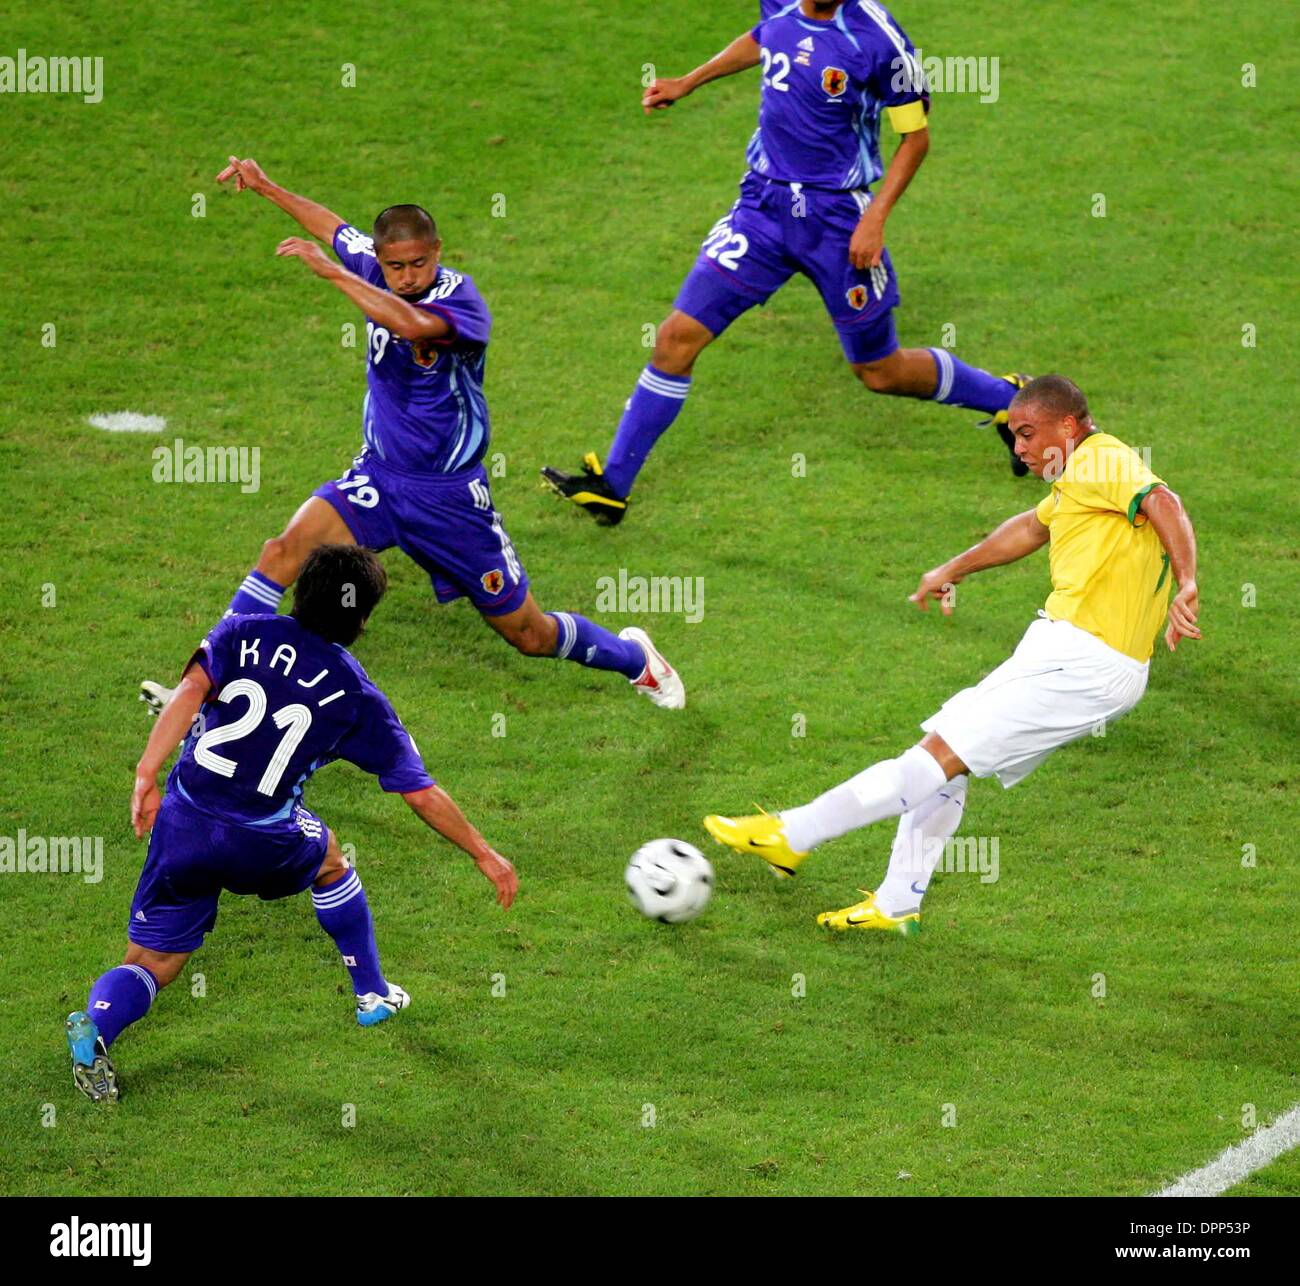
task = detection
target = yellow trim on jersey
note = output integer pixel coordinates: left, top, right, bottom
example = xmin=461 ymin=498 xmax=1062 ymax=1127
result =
xmin=1036 ymin=433 xmax=1171 ymax=663
xmin=886 ymin=100 xmax=928 ymax=134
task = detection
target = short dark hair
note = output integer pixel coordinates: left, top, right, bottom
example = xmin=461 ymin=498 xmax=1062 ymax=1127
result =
xmin=1010 ymin=374 xmax=1092 ymax=425
xmin=291 ymin=545 xmax=388 ymax=646
xmin=373 ymin=204 xmax=438 ymax=249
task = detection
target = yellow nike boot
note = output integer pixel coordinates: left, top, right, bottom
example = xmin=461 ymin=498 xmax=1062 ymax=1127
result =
xmin=702 ymin=809 xmax=807 ymax=879
xmin=540 ymin=451 xmax=629 ymax=526
xmin=816 ymin=890 xmax=920 ymax=937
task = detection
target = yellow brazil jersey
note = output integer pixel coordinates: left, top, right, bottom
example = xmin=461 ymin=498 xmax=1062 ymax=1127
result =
xmin=1034 ymin=432 xmax=1172 ymax=662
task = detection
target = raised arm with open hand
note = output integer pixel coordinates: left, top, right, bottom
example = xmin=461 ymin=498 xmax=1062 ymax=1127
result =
xmin=216 ymin=155 xmax=346 ymax=244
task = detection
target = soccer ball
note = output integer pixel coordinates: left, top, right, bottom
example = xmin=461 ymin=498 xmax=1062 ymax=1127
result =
xmin=625 ymin=839 xmax=714 ymax=924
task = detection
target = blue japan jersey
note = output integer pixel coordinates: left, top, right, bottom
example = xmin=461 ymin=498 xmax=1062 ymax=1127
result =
xmin=333 ymin=223 xmax=493 ymax=475
xmin=169 ymin=614 xmax=434 ymax=829
xmin=748 ymin=1 xmax=925 ymax=189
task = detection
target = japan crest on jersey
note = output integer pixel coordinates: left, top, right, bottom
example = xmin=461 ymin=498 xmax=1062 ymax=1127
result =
xmin=822 ymin=66 xmax=848 ymax=97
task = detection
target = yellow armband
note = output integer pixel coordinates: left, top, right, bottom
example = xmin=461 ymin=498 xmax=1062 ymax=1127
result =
xmin=885 ymin=100 xmax=928 ymax=134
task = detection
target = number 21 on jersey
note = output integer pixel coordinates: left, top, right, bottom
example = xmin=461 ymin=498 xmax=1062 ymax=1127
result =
xmin=193 ymin=679 xmax=313 ymax=797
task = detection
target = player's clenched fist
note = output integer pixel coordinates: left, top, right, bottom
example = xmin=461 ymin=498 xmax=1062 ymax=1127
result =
xmin=643 ymin=77 xmax=692 ymax=113
xmin=216 ymin=155 xmax=268 ymax=194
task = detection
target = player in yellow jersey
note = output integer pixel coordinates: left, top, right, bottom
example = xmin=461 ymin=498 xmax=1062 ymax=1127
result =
xmin=705 ymin=375 xmax=1200 ymax=934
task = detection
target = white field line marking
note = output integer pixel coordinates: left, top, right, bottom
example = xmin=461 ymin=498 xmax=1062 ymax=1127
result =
xmin=1153 ymin=1103 xmax=1300 ymax=1196
xmin=88 ymin=411 xmax=166 ymax=432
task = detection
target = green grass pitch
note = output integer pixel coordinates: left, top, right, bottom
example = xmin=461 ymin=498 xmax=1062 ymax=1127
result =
xmin=1 ymin=0 xmax=1296 ymax=1196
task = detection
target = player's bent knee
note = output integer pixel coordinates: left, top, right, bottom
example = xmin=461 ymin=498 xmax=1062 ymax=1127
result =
xmin=653 ymin=314 xmax=710 ymax=375
xmin=260 ymin=533 xmax=288 ymax=561
xmin=507 ymin=623 xmax=554 ymax=657
xmin=259 ymin=533 xmax=301 ymax=581
xmin=918 ymin=732 xmax=969 ymax=780
xmin=124 ymin=944 xmax=189 ymax=989
xmin=853 ymin=359 xmax=899 ymax=393
xmin=313 ymin=831 xmax=350 ymax=888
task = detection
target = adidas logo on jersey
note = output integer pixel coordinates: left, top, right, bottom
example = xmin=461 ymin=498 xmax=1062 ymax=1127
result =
xmin=421 ymin=271 xmax=465 ymax=303
xmin=798 ymin=37 xmax=815 ymax=51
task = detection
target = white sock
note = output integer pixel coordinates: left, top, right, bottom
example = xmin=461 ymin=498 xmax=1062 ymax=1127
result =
xmin=874 ymin=775 xmax=969 ymax=916
xmin=781 ymin=745 xmax=948 ymax=853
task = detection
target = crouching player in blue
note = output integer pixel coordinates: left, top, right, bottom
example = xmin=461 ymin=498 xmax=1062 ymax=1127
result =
xmin=69 ymin=546 xmax=517 ymax=1103
xmin=543 ymin=0 xmax=1031 ymax=525
xmin=143 ymin=156 xmax=683 ymax=716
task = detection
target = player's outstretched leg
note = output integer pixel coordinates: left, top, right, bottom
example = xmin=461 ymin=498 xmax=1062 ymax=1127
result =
xmin=311 ymin=832 xmax=409 ymax=1027
xmin=705 ymin=740 xmax=961 ymax=881
xmin=139 ymin=497 xmax=354 ymax=715
xmin=541 ymin=311 xmax=715 ymax=525
xmin=816 ymin=774 xmax=968 ymax=936
xmin=67 ymin=948 xmax=188 ymax=1102
xmin=485 ymin=593 xmax=684 ymax=709
xmin=852 ymin=348 xmax=1032 ymax=476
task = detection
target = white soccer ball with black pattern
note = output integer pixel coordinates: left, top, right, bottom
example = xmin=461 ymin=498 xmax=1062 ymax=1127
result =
xmin=625 ymin=839 xmax=714 ymax=923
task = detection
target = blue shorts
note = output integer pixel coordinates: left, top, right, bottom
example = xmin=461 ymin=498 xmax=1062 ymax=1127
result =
xmin=129 ymin=795 xmax=328 ymax=953
xmin=314 ymin=456 xmax=530 ymax=617
xmin=674 ymin=172 xmax=901 ymax=364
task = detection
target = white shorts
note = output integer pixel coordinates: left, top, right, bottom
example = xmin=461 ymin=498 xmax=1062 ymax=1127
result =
xmin=921 ymin=616 xmax=1149 ymax=788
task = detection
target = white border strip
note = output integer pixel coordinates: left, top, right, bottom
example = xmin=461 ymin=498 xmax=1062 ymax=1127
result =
xmin=1153 ymin=1103 xmax=1300 ymax=1196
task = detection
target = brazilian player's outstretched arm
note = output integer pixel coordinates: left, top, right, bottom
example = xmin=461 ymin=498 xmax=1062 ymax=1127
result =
xmin=274 ymin=237 xmax=451 ymax=342
xmin=215 ymin=156 xmax=346 ymax=244
xmin=642 ymin=32 xmax=761 ymax=112
xmin=910 ymin=509 xmax=1050 ymax=616
xmin=1140 ymin=487 xmax=1201 ymax=651
xmin=401 ymin=785 xmax=518 ymax=909
xmin=131 ymin=662 xmax=212 ymax=838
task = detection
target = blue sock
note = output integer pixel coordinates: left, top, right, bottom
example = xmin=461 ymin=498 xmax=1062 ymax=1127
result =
xmin=311 ymin=869 xmax=387 ymax=997
xmin=928 ymin=349 xmax=1016 ymax=415
xmin=226 ymin=568 xmax=285 ymax=617
xmin=604 ymin=365 xmax=692 ymax=497
xmin=87 ymin=964 xmax=157 ymax=1048
xmin=549 ymin=612 xmax=645 ymax=680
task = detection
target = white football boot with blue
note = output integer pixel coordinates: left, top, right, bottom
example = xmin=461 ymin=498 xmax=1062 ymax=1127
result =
xmin=356 ymin=983 xmax=411 ymax=1027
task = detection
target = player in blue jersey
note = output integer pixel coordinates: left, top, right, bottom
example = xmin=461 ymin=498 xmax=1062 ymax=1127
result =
xmin=141 ymin=156 xmax=683 ymax=715
xmin=543 ymin=0 xmax=1031 ymax=525
xmin=69 ymin=546 xmax=518 ymax=1102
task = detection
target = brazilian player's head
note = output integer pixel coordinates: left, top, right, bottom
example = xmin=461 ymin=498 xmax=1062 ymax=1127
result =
xmin=291 ymin=544 xmax=388 ymax=646
xmin=372 ymin=204 xmax=442 ymax=300
xmin=1007 ymin=374 xmax=1095 ymax=481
